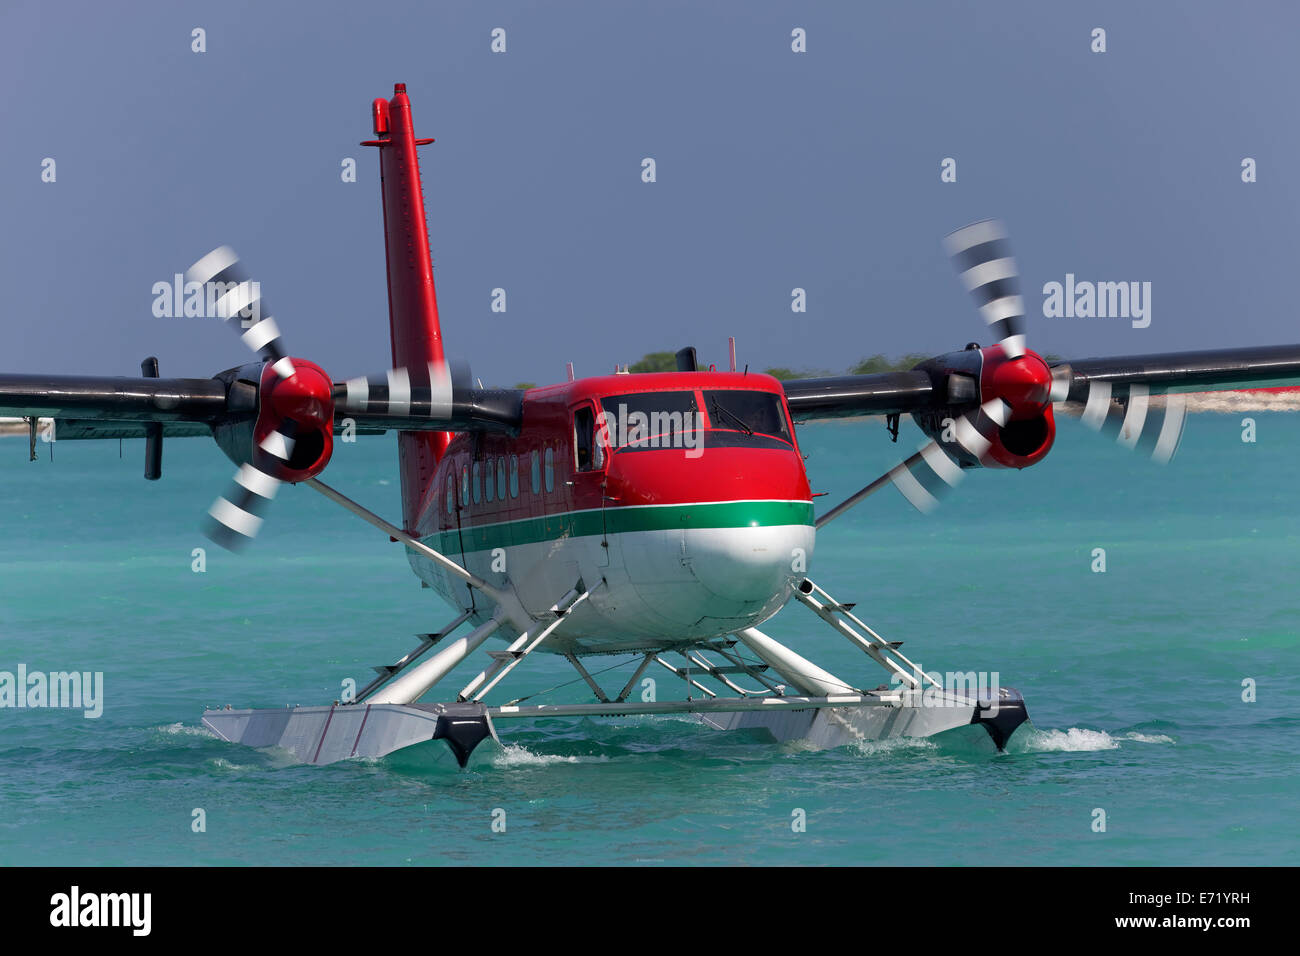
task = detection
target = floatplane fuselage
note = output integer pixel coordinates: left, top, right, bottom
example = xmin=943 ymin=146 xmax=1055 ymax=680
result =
xmin=413 ymin=371 xmax=814 ymax=655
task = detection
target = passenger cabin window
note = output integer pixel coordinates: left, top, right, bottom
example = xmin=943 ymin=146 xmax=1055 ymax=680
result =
xmin=484 ymin=458 xmax=494 ymax=503
xmin=497 ymin=457 xmax=507 ymax=497
xmin=472 ymin=461 xmax=482 ymax=504
xmin=531 ymin=450 xmax=541 ymax=494
xmin=509 ymin=456 xmax=519 ymax=498
xmin=544 ymin=447 xmax=555 ymax=492
xmin=461 ymin=465 xmax=469 ymax=507
xmin=446 ymin=482 xmax=453 ymax=515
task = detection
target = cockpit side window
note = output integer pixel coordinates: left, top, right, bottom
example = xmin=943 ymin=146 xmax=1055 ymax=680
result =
xmin=573 ymin=405 xmax=604 ymax=472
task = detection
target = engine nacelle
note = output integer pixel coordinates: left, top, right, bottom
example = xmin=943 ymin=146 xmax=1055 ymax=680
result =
xmin=212 ymin=359 xmax=335 ymax=480
xmin=912 ymin=345 xmax=1056 ymax=470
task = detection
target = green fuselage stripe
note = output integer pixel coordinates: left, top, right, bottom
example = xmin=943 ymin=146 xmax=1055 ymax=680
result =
xmin=422 ymin=500 xmax=815 ymax=554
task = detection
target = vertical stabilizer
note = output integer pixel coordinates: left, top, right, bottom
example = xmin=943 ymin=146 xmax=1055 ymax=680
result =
xmin=364 ymin=83 xmax=450 ymax=531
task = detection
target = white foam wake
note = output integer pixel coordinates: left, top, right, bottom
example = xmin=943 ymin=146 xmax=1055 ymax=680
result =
xmin=851 ymin=735 xmax=939 ymax=756
xmin=1021 ymin=728 xmax=1119 ymax=752
xmin=155 ymin=721 xmax=216 ymax=739
xmin=1020 ymin=728 xmax=1176 ymax=751
xmin=1121 ymin=732 xmax=1175 ymax=744
xmin=491 ymin=744 xmax=610 ymax=768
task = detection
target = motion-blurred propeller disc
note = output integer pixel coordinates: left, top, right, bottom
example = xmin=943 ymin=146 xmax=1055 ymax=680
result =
xmin=866 ymin=221 xmax=1190 ymax=520
xmin=186 ymin=245 xmax=316 ymax=549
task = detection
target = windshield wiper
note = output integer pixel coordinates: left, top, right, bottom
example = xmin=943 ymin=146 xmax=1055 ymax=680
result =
xmin=710 ymin=397 xmax=753 ymax=435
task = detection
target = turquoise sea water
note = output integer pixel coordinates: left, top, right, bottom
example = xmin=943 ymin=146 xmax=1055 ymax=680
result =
xmin=0 ymin=413 xmax=1296 ymax=866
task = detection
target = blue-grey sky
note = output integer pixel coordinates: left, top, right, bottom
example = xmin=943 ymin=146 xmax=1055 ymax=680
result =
xmin=3 ymin=0 xmax=1299 ymax=386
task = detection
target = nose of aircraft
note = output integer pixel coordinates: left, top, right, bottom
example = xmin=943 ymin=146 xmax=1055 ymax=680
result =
xmin=604 ymin=444 xmax=816 ymax=634
xmin=683 ymin=522 xmax=815 ymax=606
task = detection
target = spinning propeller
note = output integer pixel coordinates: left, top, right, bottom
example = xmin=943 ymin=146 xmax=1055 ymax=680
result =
xmin=185 ymin=246 xmax=468 ymax=551
xmin=871 ymin=220 xmax=1188 ymax=514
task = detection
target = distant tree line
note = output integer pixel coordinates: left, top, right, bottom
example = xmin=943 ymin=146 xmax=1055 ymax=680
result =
xmin=762 ymin=352 xmax=1061 ymax=380
xmin=512 ymin=350 xmax=1062 ymax=389
xmin=625 ymin=350 xmax=934 ymax=380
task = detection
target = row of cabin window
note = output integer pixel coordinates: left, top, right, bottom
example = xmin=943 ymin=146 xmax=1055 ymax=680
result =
xmin=447 ymin=447 xmax=557 ymax=514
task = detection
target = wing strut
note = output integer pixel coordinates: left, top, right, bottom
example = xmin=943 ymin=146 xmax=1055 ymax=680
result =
xmin=304 ymin=476 xmax=509 ymax=604
xmin=813 ymin=448 xmax=928 ymax=528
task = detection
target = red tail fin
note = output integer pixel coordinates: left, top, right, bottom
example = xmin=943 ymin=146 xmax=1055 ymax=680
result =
xmin=366 ymin=83 xmax=450 ymax=532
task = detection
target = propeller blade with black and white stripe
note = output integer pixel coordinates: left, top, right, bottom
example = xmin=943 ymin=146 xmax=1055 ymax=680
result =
xmin=885 ymin=440 xmax=965 ymax=514
xmin=202 ymin=422 xmax=299 ymax=550
xmin=204 ymin=463 xmax=282 ymax=551
xmin=886 ymin=398 xmax=1010 ymax=511
xmin=187 ymin=246 xmax=295 ymax=380
xmin=944 ymin=219 xmax=1026 ymax=360
xmin=338 ymin=362 xmax=454 ymax=420
xmin=1049 ymin=362 xmax=1073 ymax=402
xmin=816 ymin=399 xmax=1008 ymax=524
xmin=335 ymin=358 xmax=472 ymax=421
xmin=1077 ymin=382 xmax=1188 ymax=464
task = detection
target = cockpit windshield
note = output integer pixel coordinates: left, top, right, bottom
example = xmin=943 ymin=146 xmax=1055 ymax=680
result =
xmin=599 ymin=390 xmax=700 ymax=450
xmin=597 ymin=387 xmax=793 ymax=453
xmin=702 ymin=390 xmax=792 ymax=445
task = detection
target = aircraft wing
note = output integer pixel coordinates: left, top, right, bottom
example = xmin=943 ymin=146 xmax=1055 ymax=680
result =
xmin=0 ymin=373 xmax=228 ymax=423
xmin=20 ymin=421 xmax=215 ymax=441
xmin=0 ymin=371 xmax=521 ymax=439
xmin=13 ymin=420 xmax=394 ymax=441
xmin=783 ymin=343 xmax=1300 ymax=422
xmin=1055 ymin=344 xmax=1300 ymax=401
xmin=782 ymin=371 xmax=934 ymax=421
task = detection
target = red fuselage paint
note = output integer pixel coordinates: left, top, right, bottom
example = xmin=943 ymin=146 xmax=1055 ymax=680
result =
xmin=410 ymin=371 xmax=812 ymax=541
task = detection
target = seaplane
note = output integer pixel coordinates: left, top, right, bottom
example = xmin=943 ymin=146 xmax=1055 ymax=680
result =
xmin=5 ymin=83 xmax=1300 ymax=767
